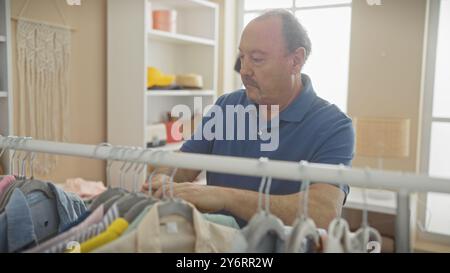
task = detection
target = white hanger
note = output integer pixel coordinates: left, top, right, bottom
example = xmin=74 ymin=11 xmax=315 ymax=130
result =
xmin=18 ymin=137 xmax=33 ymax=180
xmin=118 ymin=147 xmax=138 ymax=189
xmin=349 ymin=168 xmax=382 ymax=253
xmin=157 ymin=163 xmax=193 ymax=222
xmin=245 ymin=157 xmax=286 ymax=252
xmin=325 ymin=164 xmax=353 ymax=253
xmin=286 ymin=161 xmax=320 ymax=253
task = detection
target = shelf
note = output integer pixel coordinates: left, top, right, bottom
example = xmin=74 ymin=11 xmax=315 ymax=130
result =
xmin=149 ymin=0 xmax=217 ymax=9
xmin=344 ymin=187 xmax=397 ymax=215
xmin=148 ymin=29 xmax=215 ymax=46
xmin=0 ymin=36 xmax=5 ymax=42
xmin=147 ymin=90 xmax=215 ymax=96
xmin=0 ymin=91 xmax=7 ymax=98
xmin=154 ymin=141 xmax=184 ymax=151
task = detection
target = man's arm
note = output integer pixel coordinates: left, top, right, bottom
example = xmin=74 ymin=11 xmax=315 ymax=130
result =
xmin=222 ymin=183 xmax=345 ymax=228
xmin=151 ymin=180 xmax=345 ymax=229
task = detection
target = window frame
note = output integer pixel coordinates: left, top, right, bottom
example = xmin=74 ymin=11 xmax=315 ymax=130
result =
xmin=418 ymin=0 xmax=450 ymax=245
xmin=238 ymin=0 xmax=353 ymax=31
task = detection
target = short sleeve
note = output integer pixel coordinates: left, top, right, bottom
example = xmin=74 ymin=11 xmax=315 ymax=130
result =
xmin=309 ymin=116 xmax=355 ymax=202
xmin=180 ymin=94 xmax=228 ymax=155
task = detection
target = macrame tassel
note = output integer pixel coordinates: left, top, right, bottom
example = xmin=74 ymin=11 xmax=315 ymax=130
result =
xmin=16 ymin=20 xmax=71 ymax=175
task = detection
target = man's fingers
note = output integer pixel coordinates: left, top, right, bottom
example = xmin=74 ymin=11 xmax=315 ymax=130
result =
xmin=140 ymin=183 xmax=149 ymax=193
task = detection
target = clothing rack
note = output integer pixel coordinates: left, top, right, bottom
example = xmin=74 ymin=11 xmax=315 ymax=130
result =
xmin=1 ymin=135 xmax=450 ymax=253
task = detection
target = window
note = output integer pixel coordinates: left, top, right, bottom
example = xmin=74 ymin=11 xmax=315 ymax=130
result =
xmin=240 ymin=0 xmax=352 ymax=112
xmin=420 ymin=0 xmax=450 ymax=238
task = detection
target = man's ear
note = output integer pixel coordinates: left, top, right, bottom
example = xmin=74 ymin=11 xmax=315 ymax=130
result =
xmin=292 ymin=47 xmax=306 ymax=74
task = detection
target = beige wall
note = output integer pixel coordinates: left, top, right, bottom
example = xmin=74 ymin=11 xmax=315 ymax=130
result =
xmin=347 ymin=0 xmax=427 ymax=172
xmin=11 ymin=0 xmax=107 ymax=183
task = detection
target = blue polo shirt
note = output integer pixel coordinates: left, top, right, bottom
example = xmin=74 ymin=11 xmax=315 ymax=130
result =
xmin=181 ymin=74 xmax=355 ymax=227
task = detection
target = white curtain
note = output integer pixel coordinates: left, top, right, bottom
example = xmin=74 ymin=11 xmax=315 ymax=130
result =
xmin=16 ymin=20 xmax=71 ymax=175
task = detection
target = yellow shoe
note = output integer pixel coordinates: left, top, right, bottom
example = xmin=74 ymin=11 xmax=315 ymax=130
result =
xmin=147 ymin=67 xmax=175 ymax=88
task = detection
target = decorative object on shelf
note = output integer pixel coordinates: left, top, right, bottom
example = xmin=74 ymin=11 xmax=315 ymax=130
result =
xmin=354 ymin=117 xmax=411 ymax=200
xmin=15 ymin=0 xmax=72 ymax=174
xmin=164 ymin=112 xmax=183 ymax=144
xmin=152 ymin=9 xmax=177 ymax=33
xmin=146 ymin=123 xmax=167 ymax=148
xmin=175 ymin=74 xmax=203 ymax=89
xmin=147 ymin=67 xmax=175 ymax=89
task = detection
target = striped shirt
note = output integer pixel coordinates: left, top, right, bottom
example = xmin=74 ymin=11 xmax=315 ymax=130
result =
xmin=45 ymin=204 xmax=119 ymax=253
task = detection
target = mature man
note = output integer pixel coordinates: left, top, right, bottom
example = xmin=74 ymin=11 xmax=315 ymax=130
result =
xmin=142 ymin=9 xmax=354 ymax=229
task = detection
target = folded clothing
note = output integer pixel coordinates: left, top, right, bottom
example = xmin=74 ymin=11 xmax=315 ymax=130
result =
xmin=61 ymin=178 xmax=107 ymax=201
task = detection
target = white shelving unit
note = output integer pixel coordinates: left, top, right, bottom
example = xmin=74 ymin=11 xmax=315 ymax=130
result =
xmin=147 ymin=90 xmax=216 ymax=97
xmin=0 ymin=0 xmax=12 ymax=174
xmin=148 ymin=29 xmax=215 ymax=46
xmin=107 ymin=0 xmax=218 ymax=188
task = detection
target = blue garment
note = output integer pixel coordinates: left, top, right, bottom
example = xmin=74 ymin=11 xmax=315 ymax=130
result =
xmin=0 ymin=183 xmax=87 ymax=252
xmin=181 ymin=74 xmax=355 ymax=227
xmin=60 ymin=210 xmax=92 ymax=232
xmin=47 ymin=183 xmax=87 ymax=233
xmin=0 ymin=189 xmax=37 ymax=253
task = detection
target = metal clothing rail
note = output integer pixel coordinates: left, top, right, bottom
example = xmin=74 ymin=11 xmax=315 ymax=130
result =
xmin=1 ymin=136 xmax=450 ymax=193
xmin=1 ymin=135 xmax=450 ymax=253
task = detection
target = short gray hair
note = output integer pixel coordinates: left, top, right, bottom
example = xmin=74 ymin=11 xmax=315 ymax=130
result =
xmin=254 ymin=9 xmax=312 ymax=60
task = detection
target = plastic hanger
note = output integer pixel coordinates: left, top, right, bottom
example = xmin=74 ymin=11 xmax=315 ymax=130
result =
xmin=245 ymin=158 xmax=286 ymax=252
xmin=325 ymin=164 xmax=353 ymax=253
xmin=116 ymin=148 xmax=154 ymax=216
xmin=101 ymin=148 xmax=138 ymax=211
xmin=89 ymin=145 xmax=128 ymax=211
xmin=349 ymin=168 xmax=382 ymax=253
xmin=286 ymin=161 xmax=320 ymax=253
xmin=157 ymin=165 xmax=193 ymax=223
xmin=18 ymin=138 xmax=34 ymax=180
xmin=8 ymin=136 xmax=20 ymax=178
xmin=123 ymin=167 xmax=159 ymax=222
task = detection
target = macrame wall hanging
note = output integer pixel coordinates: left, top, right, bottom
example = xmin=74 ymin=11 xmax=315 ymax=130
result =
xmin=15 ymin=0 xmax=72 ymax=174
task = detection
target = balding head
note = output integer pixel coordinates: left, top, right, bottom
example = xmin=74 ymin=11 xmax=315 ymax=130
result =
xmin=251 ymin=9 xmax=312 ymax=60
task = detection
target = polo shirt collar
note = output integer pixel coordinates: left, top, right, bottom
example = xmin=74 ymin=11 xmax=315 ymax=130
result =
xmin=243 ymin=73 xmax=317 ymax=123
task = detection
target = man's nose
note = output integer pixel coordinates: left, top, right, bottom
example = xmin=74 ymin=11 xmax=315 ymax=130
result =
xmin=240 ymin=57 xmax=253 ymax=76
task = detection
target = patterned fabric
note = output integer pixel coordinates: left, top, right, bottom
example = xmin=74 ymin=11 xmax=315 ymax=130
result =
xmin=45 ymin=204 xmax=119 ymax=253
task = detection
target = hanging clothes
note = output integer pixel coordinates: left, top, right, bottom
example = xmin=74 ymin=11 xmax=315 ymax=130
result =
xmin=93 ymin=202 xmax=239 ymax=253
xmin=0 ymin=176 xmax=15 ymax=197
xmin=25 ymin=204 xmax=105 ymax=253
xmin=40 ymin=204 xmax=119 ymax=253
xmin=0 ymin=180 xmax=86 ymax=253
xmin=80 ymin=218 xmax=129 ymax=253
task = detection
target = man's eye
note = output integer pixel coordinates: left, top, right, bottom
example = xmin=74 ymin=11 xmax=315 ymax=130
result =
xmin=252 ymin=58 xmax=263 ymax=63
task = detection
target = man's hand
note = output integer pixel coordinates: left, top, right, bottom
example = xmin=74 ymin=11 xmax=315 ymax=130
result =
xmin=140 ymin=173 xmax=170 ymax=194
xmin=149 ymin=178 xmax=227 ymax=213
